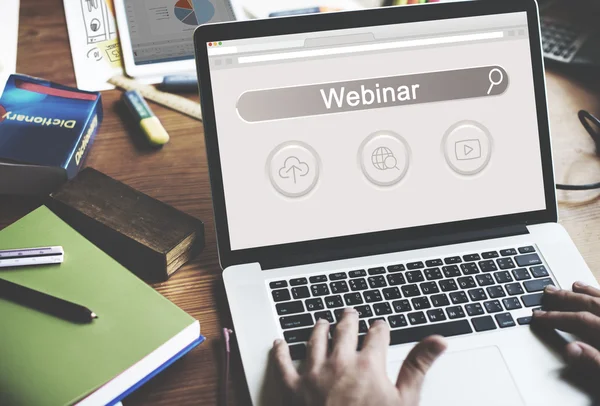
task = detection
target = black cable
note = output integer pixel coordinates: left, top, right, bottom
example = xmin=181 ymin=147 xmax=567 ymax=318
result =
xmin=555 ymin=110 xmax=600 ymax=191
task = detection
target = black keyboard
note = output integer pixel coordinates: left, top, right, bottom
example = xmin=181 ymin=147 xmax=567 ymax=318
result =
xmin=541 ymin=17 xmax=590 ymax=63
xmin=269 ymin=245 xmax=554 ymax=360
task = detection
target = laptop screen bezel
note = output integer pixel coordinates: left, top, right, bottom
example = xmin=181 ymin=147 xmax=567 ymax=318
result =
xmin=194 ymin=0 xmax=557 ymax=269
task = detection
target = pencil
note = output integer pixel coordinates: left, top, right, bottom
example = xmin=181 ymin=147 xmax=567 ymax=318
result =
xmin=0 ymin=278 xmax=97 ymax=323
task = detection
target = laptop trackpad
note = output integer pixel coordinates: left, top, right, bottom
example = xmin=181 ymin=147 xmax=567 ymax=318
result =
xmin=389 ymin=346 xmax=524 ymax=406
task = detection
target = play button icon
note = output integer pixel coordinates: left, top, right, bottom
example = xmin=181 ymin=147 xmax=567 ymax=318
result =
xmin=465 ymin=145 xmax=473 ymax=156
xmin=455 ymin=139 xmax=482 ymax=161
xmin=443 ymin=122 xmax=492 ymax=175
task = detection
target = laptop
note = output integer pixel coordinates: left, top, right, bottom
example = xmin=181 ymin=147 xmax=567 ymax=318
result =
xmin=193 ymin=1 xmax=598 ymax=404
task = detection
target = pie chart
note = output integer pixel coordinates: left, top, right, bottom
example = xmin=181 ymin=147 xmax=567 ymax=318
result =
xmin=174 ymin=0 xmax=215 ymax=26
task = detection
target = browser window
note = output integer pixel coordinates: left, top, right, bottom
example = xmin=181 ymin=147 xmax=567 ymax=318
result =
xmin=207 ymin=12 xmax=546 ymax=251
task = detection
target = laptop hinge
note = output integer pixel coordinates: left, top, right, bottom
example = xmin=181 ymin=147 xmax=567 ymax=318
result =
xmin=260 ymin=224 xmax=529 ymax=270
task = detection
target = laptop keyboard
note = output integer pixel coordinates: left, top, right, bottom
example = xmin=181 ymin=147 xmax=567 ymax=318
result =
xmin=268 ymin=245 xmax=555 ymax=360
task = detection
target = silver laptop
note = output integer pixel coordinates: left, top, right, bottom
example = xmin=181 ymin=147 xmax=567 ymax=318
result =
xmin=194 ymin=1 xmax=598 ymax=404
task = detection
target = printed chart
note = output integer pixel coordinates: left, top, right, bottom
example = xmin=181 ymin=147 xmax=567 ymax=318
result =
xmin=174 ymin=0 xmax=215 ymax=26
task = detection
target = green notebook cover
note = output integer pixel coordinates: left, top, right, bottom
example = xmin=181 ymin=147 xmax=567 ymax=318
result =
xmin=0 ymin=206 xmax=197 ymax=406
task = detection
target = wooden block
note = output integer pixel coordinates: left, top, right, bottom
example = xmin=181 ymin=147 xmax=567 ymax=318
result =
xmin=46 ymin=168 xmax=204 ymax=281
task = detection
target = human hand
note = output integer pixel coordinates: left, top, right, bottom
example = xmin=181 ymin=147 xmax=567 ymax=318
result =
xmin=532 ymin=282 xmax=600 ymax=373
xmin=272 ymin=308 xmax=447 ymax=406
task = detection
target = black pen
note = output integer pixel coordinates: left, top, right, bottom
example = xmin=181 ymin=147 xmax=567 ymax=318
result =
xmin=0 ymin=278 xmax=97 ymax=323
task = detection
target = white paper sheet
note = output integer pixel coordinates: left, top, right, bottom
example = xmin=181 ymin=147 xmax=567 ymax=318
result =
xmin=0 ymin=0 xmax=20 ymax=96
xmin=63 ymin=0 xmax=124 ymax=91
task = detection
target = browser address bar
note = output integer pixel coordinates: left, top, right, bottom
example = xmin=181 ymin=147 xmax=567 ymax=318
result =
xmin=238 ymin=31 xmax=504 ymax=64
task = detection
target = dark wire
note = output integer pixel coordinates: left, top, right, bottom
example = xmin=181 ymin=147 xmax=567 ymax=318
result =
xmin=555 ymin=110 xmax=600 ymax=191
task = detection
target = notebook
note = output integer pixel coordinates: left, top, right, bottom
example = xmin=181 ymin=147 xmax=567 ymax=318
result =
xmin=0 ymin=206 xmax=203 ymax=406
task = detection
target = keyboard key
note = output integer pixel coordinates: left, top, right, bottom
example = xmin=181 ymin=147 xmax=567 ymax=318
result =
xmin=517 ymin=316 xmax=532 ymax=325
xmin=325 ymin=295 xmax=344 ymax=308
xmin=494 ymin=271 xmax=513 ymax=284
xmin=487 ymin=286 xmax=506 ymax=299
xmin=364 ymin=290 xmax=383 ymax=303
xmin=408 ymin=311 xmax=427 ymax=325
xmin=450 ymin=291 xmax=468 ymax=304
xmin=382 ymin=287 xmax=402 ymax=300
xmin=272 ymin=289 xmax=291 ymax=302
xmin=502 ymin=297 xmax=522 ymax=310
xmin=505 ymin=283 xmax=524 ymax=296
xmin=484 ymin=300 xmax=503 ymax=313
xmin=512 ymin=268 xmax=531 ymax=281
xmin=500 ymin=248 xmax=517 ymax=257
xmin=523 ymin=278 xmax=554 ymax=293
xmin=461 ymin=263 xmax=479 ymax=275
xmin=373 ymin=302 xmax=393 ymax=316
xmin=290 ymin=278 xmax=308 ymax=286
xmin=444 ymin=256 xmax=462 ymax=264
xmin=329 ymin=272 xmax=347 ymax=280
xmin=424 ymin=268 xmax=443 ymax=280
xmin=355 ymin=305 xmax=373 ymax=319
xmin=439 ymin=279 xmax=458 ymax=292
xmin=468 ymin=288 xmax=487 ymax=301
xmin=463 ymin=254 xmax=481 ymax=262
xmin=420 ymin=282 xmax=439 ymax=295
xmin=482 ymin=251 xmax=499 ymax=259
xmin=458 ymin=276 xmax=476 ymax=289
xmin=359 ymin=320 xmax=369 ymax=333
xmin=530 ymin=266 xmax=549 ymax=278
xmin=406 ymin=271 xmax=425 ymax=283
xmin=330 ymin=281 xmax=349 ymax=294
xmin=368 ymin=267 xmax=386 ymax=275
xmin=427 ymin=308 xmax=447 ymax=322
xmin=289 ymin=344 xmax=307 ymax=360
xmin=270 ymin=280 xmax=287 ymax=289
xmin=334 ymin=309 xmax=347 ymax=321
xmin=349 ymin=278 xmax=368 ymax=291
xmin=446 ymin=305 xmax=466 ymax=319
xmin=314 ymin=310 xmax=334 ymax=323
xmin=476 ymin=274 xmax=494 ymax=286
xmin=387 ymin=264 xmax=405 ymax=273
xmin=407 ymin=261 xmax=425 ymax=270
xmin=311 ymin=283 xmax=330 ymax=297
xmin=392 ymin=299 xmax=412 ymax=313
xmin=280 ymin=313 xmax=313 ymax=329
xmin=276 ymin=301 xmax=305 ymax=315
xmin=388 ymin=314 xmax=408 ymax=328
xmin=465 ymin=303 xmax=484 ymax=316
xmin=402 ymin=284 xmax=421 ymax=297
xmin=518 ymin=246 xmax=536 ymax=254
xmin=495 ymin=313 xmax=516 ymax=328
xmin=368 ymin=275 xmax=387 ymax=288
xmin=472 ymin=316 xmax=497 ymax=332
xmin=309 ymin=275 xmax=327 ymax=283
xmin=284 ymin=327 xmax=312 ymax=343
xmin=368 ymin=317 xmax=386 ymax=327
xmin=497 ymin=258 xmax=516 ymax=270
xmin=389 ymin=320 xmax=472 ymax=345
xmin=306 ymin=298 xmax=325 ymax=311
xmin=442 ymin=265 xmax=461 ymax=278
xmin=292 ymin=286 xmax=311 ymax=299
xmin=387 ymin=273 xmax=406 ymax=286
xmin=411 ymin=297 xmax=431 ymax=310
xmin=431 ymin=293 xmax=450 ymax=307
xmin=515 ymin=254 xmax=542 ymax=267
xmin=426 ymin=259 xmax=444 ymax=267
xmin=344 ymin=292 xmax=363 ymax=306
xmin=478 ymin=260 xmax=498 ymax=273
xmin=349 ymin=269 xmax=367 ymax=278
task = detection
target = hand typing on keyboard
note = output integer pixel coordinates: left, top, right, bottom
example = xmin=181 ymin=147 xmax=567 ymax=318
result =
xmin=272 ymin=308 xmax=447 ymax=406
xmin=533 ymin=282 xmax=600 ymax=373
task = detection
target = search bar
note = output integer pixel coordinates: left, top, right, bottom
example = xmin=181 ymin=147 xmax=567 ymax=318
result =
xmin=236 ymin=66 xmax=509 ymax=123
xmin=238 ymin=31 xmax=504 ymax=64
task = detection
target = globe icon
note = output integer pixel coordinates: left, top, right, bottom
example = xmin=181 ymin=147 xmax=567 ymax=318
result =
xmin=371 ymin=146 xmax=397 ymax=170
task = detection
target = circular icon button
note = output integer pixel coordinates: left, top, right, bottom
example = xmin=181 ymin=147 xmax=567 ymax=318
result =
xmin=268 ymin=142 xmax=320 ymax=198
xmin=359 ymin=131 xmax=410 ymax=187
xmin=443 ymin=121 xmax=493 ymax=175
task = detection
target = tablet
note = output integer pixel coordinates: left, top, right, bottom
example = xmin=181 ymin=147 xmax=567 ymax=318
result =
xmin=114 ymin=0 xmax=237 ymax=82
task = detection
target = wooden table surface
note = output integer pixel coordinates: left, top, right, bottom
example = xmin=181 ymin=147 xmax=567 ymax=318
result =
xmin=2 ymin=1 xmax=600 ymax=405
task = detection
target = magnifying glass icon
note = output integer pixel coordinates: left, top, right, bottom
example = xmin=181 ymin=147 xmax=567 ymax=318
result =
xmin=487 ymin=68 xmax=504 ymax=95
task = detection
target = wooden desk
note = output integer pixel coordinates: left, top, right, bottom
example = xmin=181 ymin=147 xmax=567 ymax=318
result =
xmin=2 ymin=1 xmax=600 ymax=405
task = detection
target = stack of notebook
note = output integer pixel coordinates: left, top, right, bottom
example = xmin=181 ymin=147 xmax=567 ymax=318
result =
xmin=0 ymin=206 xmax=204 ymax=406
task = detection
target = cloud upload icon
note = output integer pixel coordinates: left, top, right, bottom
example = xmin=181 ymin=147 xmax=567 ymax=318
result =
xmin=279 ymin=156 xmax=310 ymax=184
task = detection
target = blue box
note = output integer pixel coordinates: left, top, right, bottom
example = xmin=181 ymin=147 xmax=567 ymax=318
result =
xmin=0 ymin=74 xmax=102 ymax=195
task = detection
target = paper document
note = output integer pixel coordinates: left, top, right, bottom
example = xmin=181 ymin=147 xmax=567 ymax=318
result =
xmin=239 ymin=0 xmax=368 ymax=19
xmin=0 ymin=0 xmax=20 ymax=96
xmin=63 ymin=0 xmax=124 ymax=91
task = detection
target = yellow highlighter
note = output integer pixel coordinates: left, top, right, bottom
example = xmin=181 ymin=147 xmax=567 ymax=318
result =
xmin=122 ymin=90 xmax=170 ymax=146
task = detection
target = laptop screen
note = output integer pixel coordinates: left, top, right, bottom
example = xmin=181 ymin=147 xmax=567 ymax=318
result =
xmin=206 ymin=11 xmax=546 ymax=251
